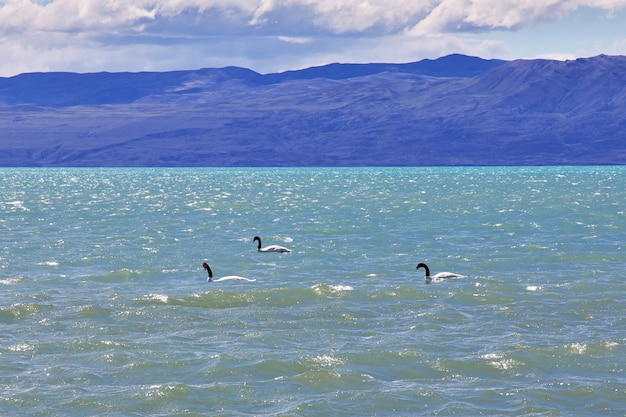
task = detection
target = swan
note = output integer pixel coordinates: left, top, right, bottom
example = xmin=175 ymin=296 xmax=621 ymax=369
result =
xmin=202 ymin=262 xmax=256 ymax=283
xmin=253 ymin=236 xmax=292 ymax=253
xmin=416 ymin=262 xmax=465 ymax=284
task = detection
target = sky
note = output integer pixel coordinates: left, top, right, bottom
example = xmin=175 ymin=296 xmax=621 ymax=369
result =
xmin=1 ymin=0 xmax=626 ymax=77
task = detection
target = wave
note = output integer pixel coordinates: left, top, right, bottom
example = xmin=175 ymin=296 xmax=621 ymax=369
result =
xmin=0 ymin=303 xmax=44 ymax=323
xmin=0 ymin=277 xmax=22 ymax=285
xmin=135 ymin=283 xmax=359 ymax=310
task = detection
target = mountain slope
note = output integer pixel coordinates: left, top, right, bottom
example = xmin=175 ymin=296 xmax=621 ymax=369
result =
xmin=1 ymin=54 xmax=625 ymax=166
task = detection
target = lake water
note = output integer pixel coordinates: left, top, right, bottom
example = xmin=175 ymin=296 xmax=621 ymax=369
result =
xmin=1 ymin=167 xmax=625 ymax=416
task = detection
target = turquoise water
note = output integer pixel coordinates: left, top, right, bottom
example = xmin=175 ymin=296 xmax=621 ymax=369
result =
xmin=1 ymin=167 xmax=624 ymax=416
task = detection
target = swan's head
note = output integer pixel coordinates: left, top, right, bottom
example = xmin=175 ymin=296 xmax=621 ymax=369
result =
xmin=416 ymin=263 xmax=430 ymax=275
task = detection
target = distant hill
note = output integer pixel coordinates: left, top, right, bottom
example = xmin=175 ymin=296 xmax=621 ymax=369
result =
xmin=1 ymin=54 xmax=625 ymax=166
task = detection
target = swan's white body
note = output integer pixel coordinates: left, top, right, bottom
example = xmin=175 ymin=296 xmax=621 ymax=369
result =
xmin=417 ymin=263 xmax=464 ymax=283
xmin=431 ymin=271 xmax=464 ymax=279
xmin=203 ymin=263 xmax=256 ymax=283
xmin=253 ymin=236 xmax=292 ymax=253
xmin=212 ymin=276 xmax=256 ymax=282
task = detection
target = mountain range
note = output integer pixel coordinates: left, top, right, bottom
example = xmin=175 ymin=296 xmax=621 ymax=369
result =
xmin=1 ymin=53 xmax=625 ymax=166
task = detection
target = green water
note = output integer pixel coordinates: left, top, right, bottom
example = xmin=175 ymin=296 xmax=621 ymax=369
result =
xmin=1 ymin=167 xmax=624 ymax=416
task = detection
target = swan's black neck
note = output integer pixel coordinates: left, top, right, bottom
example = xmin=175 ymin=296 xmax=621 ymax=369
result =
xmin=203 ymin=262 xmax=213 ymax=280
xmin=416 ymin=263 xmax=431 ymax=277
xmin=253 ymin=236 xmax=262 ymax=249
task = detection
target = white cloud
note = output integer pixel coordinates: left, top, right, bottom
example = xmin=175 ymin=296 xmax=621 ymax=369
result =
xmin=277 ymin=35 xmax=313 ymax=44
xmin=4 ymin=0 xmax=620 ymax=37
xmin=408 ymin=0 xmax=576 ymax=35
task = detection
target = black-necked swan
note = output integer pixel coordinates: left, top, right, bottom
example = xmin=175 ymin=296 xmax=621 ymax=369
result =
xmin=202 ymin=262 xmax=256 ymax=283
xmin=416 ymin=262 xmax=465 ymax=284
xmin=253 ymin=236 xmax=292 ymax=253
